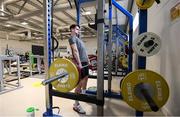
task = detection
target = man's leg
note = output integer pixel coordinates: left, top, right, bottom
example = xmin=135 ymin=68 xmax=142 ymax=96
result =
xmin=73 ymin=63 xmax=88 ymax=114
xmin=73 ymin=80 xmax=86 ymax=114
xmin=81 ymin=63 xmax=89 ymax=92
xmin=75 ymin=81 xmax=82 ymax=94
xmin=74 ymin=80 xmax=82 ymax=106
xmin=81 ymin=76 xmax=88 ymax=93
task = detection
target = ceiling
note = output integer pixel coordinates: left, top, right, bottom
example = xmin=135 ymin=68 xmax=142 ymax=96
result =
xmin=0 ymin=0 xmax=133 ymax=41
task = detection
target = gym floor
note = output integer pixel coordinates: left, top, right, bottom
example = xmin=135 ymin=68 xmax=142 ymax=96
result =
xmin=0 ymin=75 xmax=164 ymax=116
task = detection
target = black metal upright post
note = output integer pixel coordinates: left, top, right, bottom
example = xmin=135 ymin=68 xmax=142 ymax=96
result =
xmin=136 ymin=9 xmax=148 ymax=117
xmin=96 ymin=0 xmax=105 ymax=116
xmin=107 ymin=0 xmax=113 ymax=92
xmin=43 ymin=0 xmax=53 ymax=116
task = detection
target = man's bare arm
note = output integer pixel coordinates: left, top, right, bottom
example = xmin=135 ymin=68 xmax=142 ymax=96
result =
xmin=70 ymin=43 xmax=82 ymax=67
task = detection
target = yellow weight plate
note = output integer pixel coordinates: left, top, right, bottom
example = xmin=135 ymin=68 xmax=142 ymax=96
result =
xmin=49 ymin=58 xmax=79 ymax=92
xmin=136 ymin=0 xmax=155 ymax=9
xmin=119 ymin=55 xmax=128 ymax=69
xmin=122 ymin=55 xmax=128 ymax=69
xmin=124 ymin=41 xmax=128 ymax=46
xmin=121 ymin=69 xmax=169 ymax=112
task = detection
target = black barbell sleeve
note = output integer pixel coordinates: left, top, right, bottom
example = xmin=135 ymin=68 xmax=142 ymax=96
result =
xmin=139 ymin=83 xmax=159 ymax=112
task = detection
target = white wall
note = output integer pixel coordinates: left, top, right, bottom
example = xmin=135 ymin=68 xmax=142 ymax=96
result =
xmin=58 ymin=39 xmax=71 ymax=57
xmin=58 ymin=37 xmax=97 ymax=56
xmin=131 ymin=1 xmax=139 ymax=70
xmin=0 ymin=39 xmax=31 ymax=55
xmin=0 ymin=36 xmax=97 ymax=57
xmin=0 ymin=39 xmax=43 ymax=55
xmin=147 ymin=0 xmax=180 ymax=116
xmin=83 ymin=37 xmax=97 ymax=55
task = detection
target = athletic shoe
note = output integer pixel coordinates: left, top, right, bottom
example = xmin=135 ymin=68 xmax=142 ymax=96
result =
xmin=73 ymin=104 xmax=86 ymax=114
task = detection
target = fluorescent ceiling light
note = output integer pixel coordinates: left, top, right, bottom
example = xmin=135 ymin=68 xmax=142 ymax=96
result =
xmin=82 ymin=11 xmax=92 ymax=15
xmin=89 ymin=22 xmax=95 ymax=25
xmin=21 ymin=22 xmax=28 ymax=25
xmin=5 ymin=24 xmax=11 ymax=27
xmin=0 ymin=13 xmax=5 ymax=16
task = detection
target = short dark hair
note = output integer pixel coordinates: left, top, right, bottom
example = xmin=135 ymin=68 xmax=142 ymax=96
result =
xmin=70 ymin=24 xmax=80 ymax=30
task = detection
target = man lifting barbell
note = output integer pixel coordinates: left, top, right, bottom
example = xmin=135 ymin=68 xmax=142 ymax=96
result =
xmin=68 ymin=24 xmax=89 ymax=114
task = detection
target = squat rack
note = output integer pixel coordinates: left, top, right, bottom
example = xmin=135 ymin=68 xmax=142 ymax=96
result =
xmin=107 ymin=0 xmax=133 ymax=93
xmin=43 ymin=0 xmax=105 ymax=116
xmin=43 ymin=0 xmax=136 ymax=116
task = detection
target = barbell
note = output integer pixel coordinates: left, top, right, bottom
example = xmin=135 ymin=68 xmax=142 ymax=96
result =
xmin=41 ymin=59 xmax=169 ymax=112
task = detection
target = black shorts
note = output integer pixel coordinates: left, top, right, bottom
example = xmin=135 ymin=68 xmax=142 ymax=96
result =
xmin=80 ymin=62 xmax=89 ymax=79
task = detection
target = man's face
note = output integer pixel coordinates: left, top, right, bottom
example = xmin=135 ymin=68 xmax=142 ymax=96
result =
xmin=74 ymin=26 xmax=80 ymax=35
